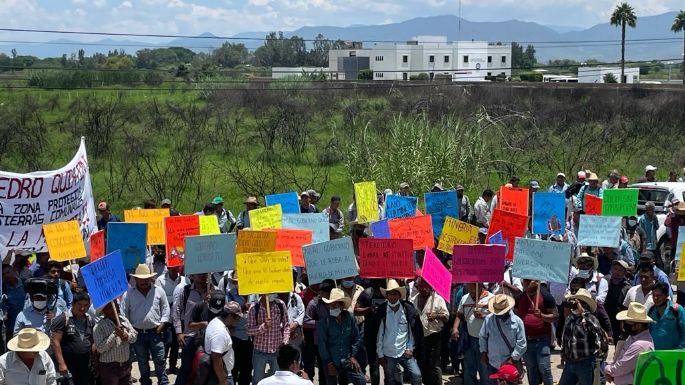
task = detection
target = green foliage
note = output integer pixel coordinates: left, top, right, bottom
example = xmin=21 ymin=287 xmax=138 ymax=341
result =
xmin=611 ymin=2 xmax=638 ymax=28
xmin=512 ymin=42 xmax=537 ymax=71
xmin=519 ymin=72 xmax=543 ymax=82
xmin=603 ymin=73 xmax=618 ymax=83
xmin=358 ymin=69 xmax=373 ymax=80
xmin=410 ymin=73 xmax=430 ymax=80
xmin=254 ymin=32 xmax=307 ymax=67
xmin=213 ymin=42 xmax=250 ymax=68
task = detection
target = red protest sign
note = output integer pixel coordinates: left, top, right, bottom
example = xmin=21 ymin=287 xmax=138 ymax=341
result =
xmin=359 ymin=238 xmax=414 ymax=279
xmin=90 ymin=230 xmax=105 ymax=262
xmin=486 ymin=209 xmax=528 ymax=261
xmin=452 ymin=244 xmax=506 ymax=283
xmin=165 ymin=215 xmax=200 ymax=260
xmin=271 ymin=228 xmax=313 ymax=267
xmin=585 ymin=194 xmax=602 ymax=216
xmin=499 ymin=187 xmax=530 ymax=216
xmin=387 ymin=215 xmax=434 ymax=250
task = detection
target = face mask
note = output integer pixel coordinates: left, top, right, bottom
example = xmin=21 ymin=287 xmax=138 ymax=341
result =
xmin=387 ymin=299 xmax=400 ymax=307
xmin=341 ymin=280 xmax=355 ymax=289
xmin=627 ymin=220 xmax=637 ymax=227
xmin=33 ymin=300 xmax=47 ymax=310
xmin=329 ymin=308 xmax=342 ymax=317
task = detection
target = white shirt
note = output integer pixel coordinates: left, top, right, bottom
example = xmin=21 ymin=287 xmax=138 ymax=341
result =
xmin=377 ymin=304 xmax=413 ymax=359
xmin=623 ymin=285 xmax=654 ymax=309
xmin=155 ymin=273 xmax=185 ymax=307
xmin=411 ymin=293 xmax=449 ymax=337
xmin=458 ymin=292 xmax=494 ymax=338
xmin=205 ymin=317 xmax=235 ymax=373
xmin=257 ymin=371 xmax=313 ymax=385
xmin=0 ymin=350 xmax=56 ymax=385
xmin=473 ymin=197 xmax=492 ymax=227
xmin=120 ymin=286 xmax=170 ymax=330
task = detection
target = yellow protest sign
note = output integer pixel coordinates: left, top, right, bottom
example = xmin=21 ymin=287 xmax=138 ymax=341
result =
xmin=124 ymin=208 xmax=170 ymax=245
xmin=354 ymin=181 xmax=379 ymax=223
xmin=199 ymin=215 xmax=221 ymax=235
xmin=236 ymin=251 xmax=293 ymax=295
xmin=43 ymin=220 xmax=87 ymax=261
xmin=248 ymin=204 xmax=282 ymax=231
xmin=236 ymin=230 xmax=277 ymax=254
xmin=678 ymin=245 xmax=685 ymax=282
xmin=437 ymin=217 xmax=480 ymax=253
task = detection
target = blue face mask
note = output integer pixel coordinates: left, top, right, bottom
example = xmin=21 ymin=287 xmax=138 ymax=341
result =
xmin=341 ymin=280 xmax=355 ymax=289
xmin=329 ymin=308 xmax=342 ymax=317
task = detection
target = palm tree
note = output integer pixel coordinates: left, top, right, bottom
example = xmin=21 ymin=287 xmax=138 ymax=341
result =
xmin=610 ymin=3 xmax=637 ymax=83
xmin=672 ymin=10 xmax=685 ymax=84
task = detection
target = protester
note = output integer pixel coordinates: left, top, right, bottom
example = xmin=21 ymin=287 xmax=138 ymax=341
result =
xmin=324 ymin=196 xmax=345 ymax=239
xmin=631 ymin=251 xmax=671 ymax=295
xmin=575 ymin=173 xmax=602 ymax=211
xmin=640 ymin=165 xmax=658 ymax=183
xmin=50 ymin=291 xmax=95 ymax=385
xmin=45 ymin=261 xmax=73 ymax=313
xmin=572 ymin=253 xmax=608 ymax=304
xmin=354 ymin=279 xmax=386 ymax=385
xmin=604 ymin=260 xmax=631 ymax=343
xmin=247 ymin=294 xmax=290 ymax=384
xmin=479 ymin=294 xmax=526 ymax=385
xmin=638 ymin=202 xmax=660 ymax=257
xmin=237 ymin=196 xmax=259 ymax=230
xmin=398 ymin=182 xmax=411 ymax=197
xmin=601 ymin=170 xmax=620 ymax=189
xmin=96 ymin=201 xmax=121 ymax=232
xmin=278 ymin=290 xmax=305 ymax=349
xmin=1 ymin=264 xmax=25 ymax=338
xmin=0 ymin=328 xmax=56 ymax=384
xmin=161 ymin=198 xmax=181 ymax=216
xmin=213 ymin=195 xmax=237 ymax=233
xmin=549 ymin=172 xmax=569 ymax=193
xmin=257 ymin=344 xmax=313 ymax=385
xmin=456 ymin=185 xmax=471 ymax=222
xmin=303 ymin=279 xmax=334 ymax=384
xmin=605 ymin=302 xmax=655 ymax=385
xmin=299 ymin=192 xmax=318 ymax=214
xmin=204 ymin=301 xmax=243 ymax=385
xmin=155 ymin=257 xmax=185 ymax=374
xmin=307 ymin=190 xmax=321 ymax=207
xmin=623 ymin=265 xmax=655 ymax=309
xmin=647 ymin=281 xmax=685 ymax=350
xmin=411 ymin=277 xmax=448 ymax=385
xmin=14 ymin=291 xmax=59 ymax=336
xmin=454 ymin=282 xmax=493 ymax=385
xmin=472 ymin=189 xmax=494 ymax=228
xmin=219 ymin=271 xmax=255 ymax=385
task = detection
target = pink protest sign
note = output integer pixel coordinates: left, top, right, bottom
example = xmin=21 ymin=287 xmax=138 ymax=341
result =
xmin=452 ymin=244 xmax=506 ymax=283
xmin=359 ymin=238 xmax=415 ymax=279
xmin=421 ymin=248 xmax=452 ymax=303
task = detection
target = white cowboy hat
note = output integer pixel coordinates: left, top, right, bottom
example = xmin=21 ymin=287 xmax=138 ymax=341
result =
xmin=380 ymin=279 xmax=407 ymax=299
xmin=617 ymin=302 xmax=654 ymax=323
xmin=572 ymin=252 xmax=599 ymax=270
xmin=565 ymin=288 xmax=597 ymax=313
xmin=7 ymin=328 xmax=50 ymax=352
xmin=130 ymin=264 xmax=156 ymax=279
xmin=488 ymin=294 xmax=515 ymax=316
xmin=322 ymin=288 xmax=352 ymax=308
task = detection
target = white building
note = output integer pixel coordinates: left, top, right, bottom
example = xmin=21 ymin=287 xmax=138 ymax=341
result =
xmin=577 ymin=67 xmax=640 ymax=84
xmin=271 ymin=67 xmax=329 ymax=79
xmin=328 ymin=36 xmax=511 ymax=82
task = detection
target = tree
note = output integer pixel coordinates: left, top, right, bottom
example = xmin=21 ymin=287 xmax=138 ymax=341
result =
xmin=254 ymin=32 xmax=307 ymax=67
xmin=78 ymin=49 xmax=85 ymax=66
xmin=307 ymin=34 xmax=346 ymax=67
xmin=603 ymin=73 xmax=618 ymax=83
xmin=672 ymin=10 xmax=685 ymax=84
xmin=511 ymin=42 xmax=537 ymax=71
xmin=213 ymin=42 xmax=249 ymax=68
xmin=610 ymin=2 xmax=637 ymax=83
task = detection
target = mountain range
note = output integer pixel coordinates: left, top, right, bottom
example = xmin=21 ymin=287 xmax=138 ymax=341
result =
xmin=1 ymin=11 xmax=682 ymax=63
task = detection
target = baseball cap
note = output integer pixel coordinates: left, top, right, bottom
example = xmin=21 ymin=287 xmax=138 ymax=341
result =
xmin=225 ymin=301 xmax=242 ymax=316
xmin=300 ymin=191 xmax=309 ymax=197
xmin=557 ymin=172 xmax=566 ymax=178
xmin=167 ymin=256 xmax=184 ymax=268
xmin=455 ymin=184 xmax=464 ymax=191
xmin=611 ymin=260 xmax=629 ymax=270
xmin=488 ymin=364 xmax=519 ymax=381
xmin=306 ymin=189 xmax=320 ymax=198
xmin=577 ymin=171 xmax=586 ymax=179
xmin=399 ymin=182 xmax=410 ymax=189
xmin=208 ymin=292 xmax=227 ymax=314
xmin=619 ymin=176 xmax=629 ymax=184
xmin=161 ymin=198 xmax=172 ymax=206
xmin=212 ymin=196 xmax=224 ymax=205
xmin=645 ymin=165 xmax=657 ymax=172
xmin=97 ymin=201 xmax=108 ymax=211
xmin=529 ymin=180 xmax=540 ymax=189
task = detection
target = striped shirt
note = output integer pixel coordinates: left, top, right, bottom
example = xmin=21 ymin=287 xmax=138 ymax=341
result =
xmin=561 ymin=312 xmax=607 ymax=362
xmin=94 ymin=316 xmax=138 ymax=363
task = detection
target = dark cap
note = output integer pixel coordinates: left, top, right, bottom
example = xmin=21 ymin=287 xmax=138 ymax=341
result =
xmin=320 ymin=279 xmax=335 ymax=293
xmin=208 ymin=292 xmax=227 ymax=314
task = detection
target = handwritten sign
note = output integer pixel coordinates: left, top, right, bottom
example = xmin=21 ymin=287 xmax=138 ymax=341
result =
xmin=577 ymin=215 xmax=621 ymax=248
xmin=43 ymin=220 xmax=87 ymax=261
xmin=199 ymin=215 xmax=221 ymax=235
xmin=249 ymin=204 xmax=283 ymax=231
xmin=677 ymin=247 xmax=685 ymax=282
xmin=89 ymin=230 xmax=105 ymax=262
xmin=303 ymin=237 xmax=358 ymax=284
xmin=106 ymin=222 xmax=147 ymax=271
xmin=452 ymin=245 xmax=505 ymax=283
xmin=124 ymin=208 xmax=170 ymax=245
xmin=371 ymin=219 xmax=391 ymax=239
xmin=387 ymin=215 xmax=434 ymax=250
xmin=358 ymin=238 xmax=414 ymax=279
xmin=385 ymin=195 xmax=418 ymax=219
xmin=80 ymin=250 xmax=128 ymax=309
xmin=532 ymin=192 xmax=566 ymax=235
xmin=512 ymin=238 xmax=572 ymax=283
xmin=237 ymin=251 xmax=293 ymax=295
xmin=184 ymin=233 xmax=237 ymax=275
xmin=486 ymin=209 xmax=528 ymax=261
xmin=424 ymin=191 xmax=459 ymax=238
xmin=499 ymin=187 xmax=529 ymax=216
xmin=354 ymin=181 xmax=379 ymax=223
xmin=266 ymin=192 xmax=300 ymax=214
xmin=421 ymin=248 xmax=452 ymax=302
xmin=633 ymin=351 xmax=684 ymax=385
xmin=236 ymin=230 xmax=277 ymax=254
xmin=674 ymin=226 xmax=685 ymax=261
xmin=282 ymin=213 xmax=329 ymax=244
xmin=601 ymin=188 xmax=638 ymax=217
xmin=584 ymin=194 xmax=603 ymax=216
xmin=165 ymin=215 xmax=200 ymax=260
xmin=272 ymin=228 xmax=313 ymax=267
xmin=437 ymin=217 xmax=479 ymax=253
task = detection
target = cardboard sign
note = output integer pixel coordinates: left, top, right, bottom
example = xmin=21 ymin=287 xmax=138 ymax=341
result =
xmin=499 ymin=187 xmax=529 ymax=216
xmin=165 ymin=215 xmax=200 ymax=260
xmin=633 ymin=351 xmax=684 ymax=385
xmin=385 ymin=195 xmax=418 ymax=219
xmin=199 ymin=215 xmax=221 ymax=235
xmin=184 ymin=233 xmax=237 ymax=275
xmin=601 ymin=188 xmax=638 ymax=217
xmin=387 ymin=215 xmax=435 ymax=250
xmin=512 ymin=238 xmax=572 ymax=284
xmin=89 ymin=230 xmax=105 ymax=262
xmin=354 ymin=181 xmax=379 ymax=223
xmin=236 ymin=251 xmax=293 ymax=295
xmin=358 ymin=238 xmax=414 ymax=279
xmin=106 ymin=222 xmax=147 ymax=271
xmin=577 ymin=215 xmax=621 ymax=248
xmin=371 ymin=219 xmax=391 ymax=239
xmin=674 ymin=226 xmax=685 ymax=261
xmin=266 ymin=192 xmax=300 ymax=214
xmin=437 ymin=217 xmax=479 ymax=253
xmin=452 ymin=245 xmax=506 ymax=283
xmin=677 ymin=250 xmax=685 ymax=282
xmin=424 ymin=191 xmax=459 ymax=238
xmin=272 ymin=228 xmax=313 ymax=267
xmin=421 ymin=248 xmax=452 ymax=303
xmin=249 ymin=204 xmax=283 ymax=231
xmin=282 ymin=213 xmax=329 ymax=244
xmin=532 ymin=192 xmax=566 ymax=235
xmin=487 ymin=230 xmax=507 ymax=254
xmin=43 ymin=220 xmax=87 ymax=261
xmin=236 ymin=230 xmax=277 ymax=254
xmin=584 ymin=194 xmax=603 ymax=216
xmin=303 ymin=237 xmax=358 ymax=285
xmin=80 ymin=249 xmax=128 ymax=309
xmin=124 ymin=208 xmax=170 ymax=245
xmin=486 ymin=209 xmax=528 ymax=261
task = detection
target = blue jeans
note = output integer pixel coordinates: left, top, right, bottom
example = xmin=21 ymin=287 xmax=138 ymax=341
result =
xmin=523 ymin=337 xmax=553 ymax=385
xmin=463 ymin=336 xmax=487 ymax=385
xmin=133 ymin=331 xmax=168 ymax=385
xmin=481 ymin=365 xmax=499 ymax=385
xmin=326 ymin=367 xmax=366 ymax=385
xmin=558 ymin=357 xmax=596 ymax=385
xmin=252 ymin=350 xmax=277 ymax=384
xmin=383 ymin=355 xmax=422 ymax=385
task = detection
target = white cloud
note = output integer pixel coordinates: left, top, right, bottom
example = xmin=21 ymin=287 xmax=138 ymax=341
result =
xmin=248 ymin=0 xmax=271 ymax=6
xmin=120 ymin=1 xmax=132 ymax=8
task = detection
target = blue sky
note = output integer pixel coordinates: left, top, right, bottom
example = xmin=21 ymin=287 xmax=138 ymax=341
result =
xmin=0 ymin=0 xmax=682 ymax=40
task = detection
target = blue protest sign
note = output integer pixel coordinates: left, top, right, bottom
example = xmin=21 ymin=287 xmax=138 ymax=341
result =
xmin=385 ymin=195 xmax=418 ymax=219
xmin=424 ymin=191 xmax=459 ymax=238
xmin=532 ymin=192 xmax=566 ymax=235
xmin=512 ymin=238 xmax=572 ymax=284
xmin=266 ymin=192 xmax=300 ymax=214
xmin=303 ymin=237 xmax=358 ymax=284
xmin=282 ymin=213 xmax=329 ymax=244
xmin=184 ymin=233 xmax=237 ymax=275
xmin=577 ymin=215 xmax=621 ymax=248
xmin=80 ymin=250 xmax=129 ymax=309
xmin=487 ymin=230 xmax=507 ymax=254
xmin=106 ymin=222 xmax=147 ymax=272
xmin=371 ymin=219 xmax=391 ymax=239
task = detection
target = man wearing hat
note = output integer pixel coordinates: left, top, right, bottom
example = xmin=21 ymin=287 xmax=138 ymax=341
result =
xmin=303 ymin=279 xmax=335 ymax=384
xmin=237 ymin=196 xmax=259 ymax=230
xmin=604 ymin=260 xmax=632 ymax=343
xmin=549 ymin=173 xmax=569 ymax=193
xmin=605 ymin=302 xmax=655 ymax=385
xmin=212 ymin=195 xmax=237 ymax=233
xmin=398 ymin=182 xmax=411 ymax=197
xmin=306 ymin=189 xmax=321 ymax=206
xmin=456 ymin=185 xmax=471 ymax=222
xmin=572 ymin=253 xmax=608 ymax=305
xmin=96 ymin=200 xmax=121 ymax=232
xmin=601 ymin=170 xmax=620 ymax=190
xmin=155 ymin=257 xmax=186 ymax=374
xmin=575 ymin=173 xmax=603 ymax=211
xmin=300 ymin=192 xmax=318 ymax=214
xmin=161 ymin=198 xmax=180 ymax=216
xmin=121 ymin=264 xmax=170 ymax=385
xmin=94 ymin=301 xmax=138 ymax=385
xmin=642 ymin=165 xmax=658 ymax=183
xmin=0 ymin=328 xmax=56 ymax=383
xmin=204 ymin=301 xmax=244 ymax=385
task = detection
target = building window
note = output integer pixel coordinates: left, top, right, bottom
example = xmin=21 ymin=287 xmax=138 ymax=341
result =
xmin=430 ymin=72 xmax=434 ymax=80
xmin=403 ymin=73 xmax=408 ymax=80
xmin=402 ymin=55 xmax=408 ymax=63
xmin=444 ymin=56 xmax=450 ymax=63
xmin=487 ymin=56 xmax=492 ymax=63
xmin=429 ymin=55 xmax=435 ymax=63
xmin=487 ymin=72 xmax=492 ymax=76
xmin=501 ymin=56 xmax=506 ymax=64
xmin=375 ymin=56 xmax=384 ymax=61
xmin=375 ymin=72 xmax=384 ymax=78
xmin=463 ymin=55 xmax=469 ymax=64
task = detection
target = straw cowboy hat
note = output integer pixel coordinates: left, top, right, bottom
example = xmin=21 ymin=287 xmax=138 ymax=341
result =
xmin=322 ymin=288 xmax=352 ymax=308
xmin=8 ymin=328 xmax=50 ymax=352
xmin=565 ymin=288 xmax=597 ymax=313
xmin=380 ymin=279 xmax=407 ymax=299
xmin=488 ymin=294 xmax=515 ymax=316
xmin=131 ymin=264 xmax=156 ymax=279
xmin=617 ymin=302 xmax=654 ymax=323
xmin=573 ymin=252 xmax=599 ymax=270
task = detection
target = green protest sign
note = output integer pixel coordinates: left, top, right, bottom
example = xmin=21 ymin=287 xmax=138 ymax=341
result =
xmin=633 ymin=350 xmax=684 ymax=385
xmin=601 ymin=188 xmax=638 ymax=216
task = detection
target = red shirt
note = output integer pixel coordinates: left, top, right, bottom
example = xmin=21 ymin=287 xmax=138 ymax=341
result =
xmin=517 ymin=290 xmax=555 ymax=339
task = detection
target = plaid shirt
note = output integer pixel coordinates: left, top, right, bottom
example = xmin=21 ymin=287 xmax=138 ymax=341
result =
xmin=561 ymin=311 xmax=608 ymax=362
xmin=247 ymin=299 xmax=290 ymax=354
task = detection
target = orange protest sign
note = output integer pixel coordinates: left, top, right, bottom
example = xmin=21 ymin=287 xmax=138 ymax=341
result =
xmin=499 ymin=187 xmax=529 ymax=216
xmin=486 ymin=208 xmax=528 ymax=261
xmin=124 ymin=208 xmax=170 ymax=245
xmin=585 ymin=194 xmax=602 ymax=216
xmin=269 ymin=228 xmax=313 ymax=267
xmin=89 ymin=230 xmax=105 ymax=262
xmin=236 ymin=230 xmax=277 ymax=254
xmin=165 ymin=215 xmax=200 ymax=260
xmin=387 ymin=215 xmax=434 ymax=250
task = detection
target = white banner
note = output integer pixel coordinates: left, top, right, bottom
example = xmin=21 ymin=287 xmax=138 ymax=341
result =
xmin=0 ymin=138 xmax=97 ymax=254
